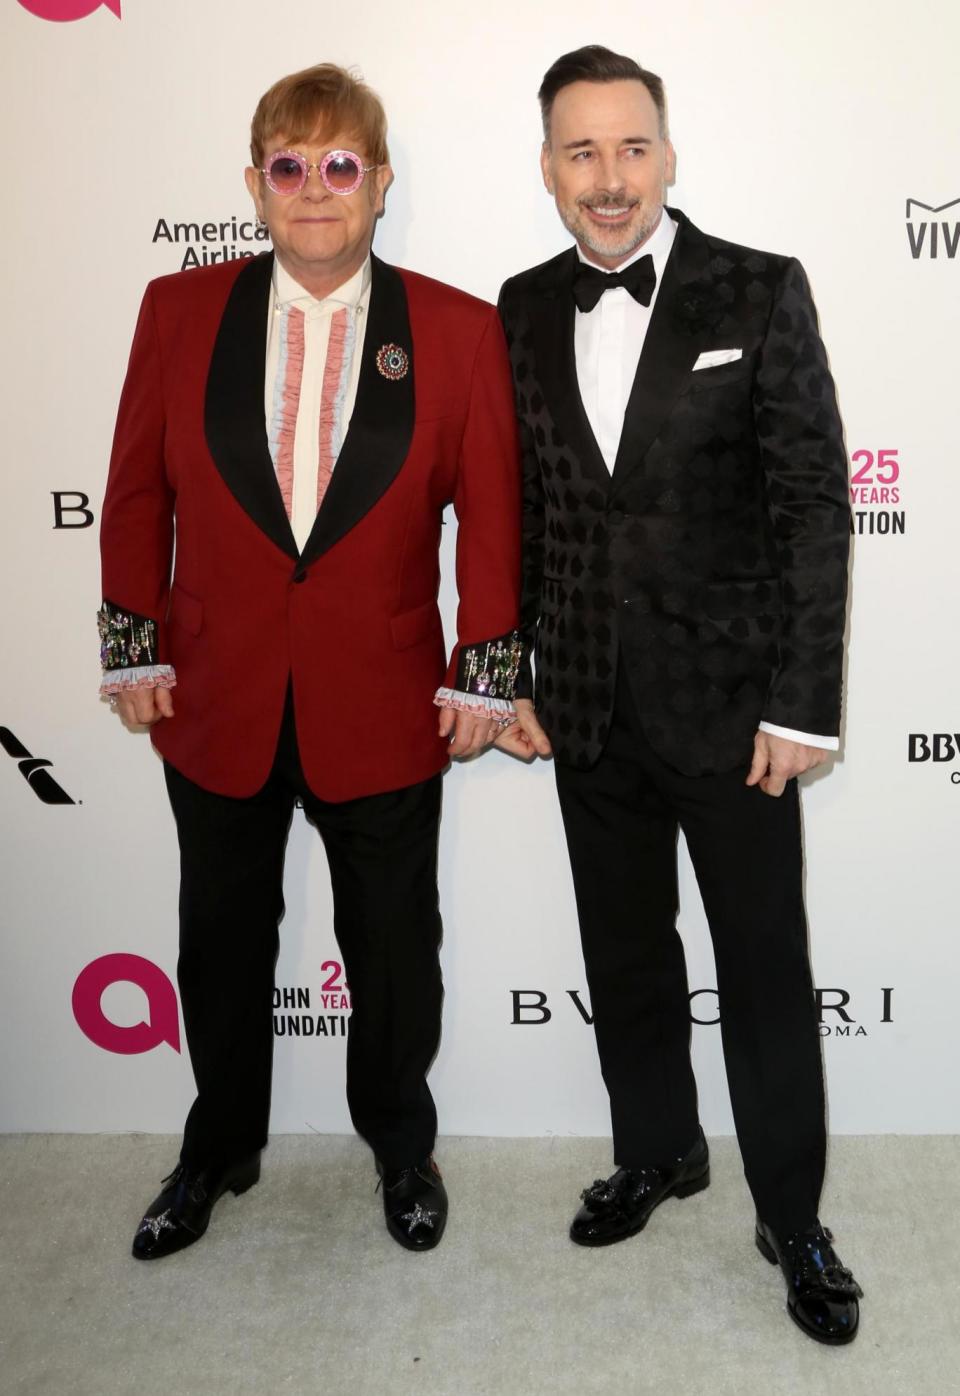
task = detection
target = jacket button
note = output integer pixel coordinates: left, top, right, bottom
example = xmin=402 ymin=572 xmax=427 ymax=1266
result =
xmin=609 ymin=509 xmax=625 ymax=525
xmin=292 ymin=571 xmax=307 ymax=584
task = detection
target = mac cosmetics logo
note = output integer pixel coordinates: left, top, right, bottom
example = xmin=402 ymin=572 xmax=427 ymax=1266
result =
xmin=0 ymin=728 xmax=75 ymax=805
xmin=72 ymin=955 xmax=181 ymax=1054
xmin=17 ymin=0 xmax=120 ymax=20
xmin=906 ymin=198 xmax=960 ymax=259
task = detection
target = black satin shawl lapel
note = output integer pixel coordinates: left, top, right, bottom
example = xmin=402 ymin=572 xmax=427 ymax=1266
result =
xmin=610 ymin=212 xmax=714 ymax=492
xmin=298 ymin=255 xmax=415 ymax=569
xmin=528 ymin=249 xmax=610 ymax=490
xmin=204 ymin=251 xmax=298 ymax=560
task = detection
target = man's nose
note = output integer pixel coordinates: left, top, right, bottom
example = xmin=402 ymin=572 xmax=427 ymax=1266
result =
xmin=302 ymin=166 xmax=330 ymax=199
xmin=595 ymin=156 xmax=626 ymax=192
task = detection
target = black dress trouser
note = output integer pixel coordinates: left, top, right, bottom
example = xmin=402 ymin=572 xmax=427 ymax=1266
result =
xmin=163 ymin=691 xmax=444 ymax=1173
xmin=554 ymin=666 xmax=826 ymax=1237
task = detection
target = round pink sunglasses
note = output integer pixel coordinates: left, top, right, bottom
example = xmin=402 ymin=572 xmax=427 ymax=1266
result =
xmin=260 ymin=148 xmax=381 ymax=197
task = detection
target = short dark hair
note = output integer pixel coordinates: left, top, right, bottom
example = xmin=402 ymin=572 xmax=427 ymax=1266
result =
xmin=538 ymin=45 xmax=667 ymax=143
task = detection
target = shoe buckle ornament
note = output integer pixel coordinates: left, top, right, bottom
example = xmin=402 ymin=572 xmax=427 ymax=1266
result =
xmin=136 ymin=1209 xmax=177 ymax=1241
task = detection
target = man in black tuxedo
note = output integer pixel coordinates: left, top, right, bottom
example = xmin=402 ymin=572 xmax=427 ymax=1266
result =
xmin=498 ymin=46 xmax=862 ymax=1344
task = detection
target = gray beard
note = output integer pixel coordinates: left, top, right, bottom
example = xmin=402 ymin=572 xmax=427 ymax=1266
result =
xmin=561 ymin=201 xmax=662 ymax=262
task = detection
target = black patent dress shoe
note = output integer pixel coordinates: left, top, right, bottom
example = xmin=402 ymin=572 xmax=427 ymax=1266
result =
xmin=131 ymin=1152 xmax=261 ymax=1261
xmin=756 ymin=1217 xmax=863 ymax=1345
xmin=378 ymin=1157 xmax=448 ymax=1251
xmin=570 ymin=1131 xmax=710 ymax=1246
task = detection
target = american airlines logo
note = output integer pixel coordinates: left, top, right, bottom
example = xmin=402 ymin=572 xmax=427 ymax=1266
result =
xmin=906 ymin=198 xmax=960 ymax=259
xmin=0 ymin=727 xmax=75 ymax=804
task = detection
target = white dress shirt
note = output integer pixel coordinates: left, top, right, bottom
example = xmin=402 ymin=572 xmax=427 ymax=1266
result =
xmin=572 ymin=213 xmax=837 ymax=751
xmin=265 ymin=256 xmax=371 ymax=551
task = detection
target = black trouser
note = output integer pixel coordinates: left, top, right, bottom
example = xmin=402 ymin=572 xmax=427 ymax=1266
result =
xmin=164 ymin=693 xmax=444 ymax=1172
xmin=554 ymin=668 xmax=826 ymax=1237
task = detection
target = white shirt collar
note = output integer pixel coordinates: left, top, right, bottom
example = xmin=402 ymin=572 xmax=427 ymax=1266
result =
xmin=272 ymin=254 xmax=372 ymax=311
xmin=574 ymin=209 xmax=677 ymax=276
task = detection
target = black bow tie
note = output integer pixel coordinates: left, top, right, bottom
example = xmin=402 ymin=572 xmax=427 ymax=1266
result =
xmin=572 ymin=254 xmax=656 ymax=313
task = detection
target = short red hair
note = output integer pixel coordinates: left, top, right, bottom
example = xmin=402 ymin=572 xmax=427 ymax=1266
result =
xmin=250 ymin=63 xmax=389 ymax=167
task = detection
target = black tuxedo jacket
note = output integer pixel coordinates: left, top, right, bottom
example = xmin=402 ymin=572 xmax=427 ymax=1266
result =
xmin=497 ymin=209 xmax=850 ymax=777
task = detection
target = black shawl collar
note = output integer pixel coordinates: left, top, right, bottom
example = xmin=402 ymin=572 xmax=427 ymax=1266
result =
xmin=524 ymin=208 xmax=717 ymax=496
xmin=204 ymin=251 xmax=415 ymax=569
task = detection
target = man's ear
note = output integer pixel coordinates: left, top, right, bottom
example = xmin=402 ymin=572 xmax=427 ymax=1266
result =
xmin=540 ymin=142 xmax=555 ymax=196
xmin=244 ymin=166 xmax=265 ymax=221
xmin=664 ymin=139 xmax=677 ymax=188
xmin=371 ymin=163 xmax=393 ymax=214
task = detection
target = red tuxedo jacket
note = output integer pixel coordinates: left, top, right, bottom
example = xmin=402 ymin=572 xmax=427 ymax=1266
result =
xmin=101 ymin=252 xmax=521 ymax=801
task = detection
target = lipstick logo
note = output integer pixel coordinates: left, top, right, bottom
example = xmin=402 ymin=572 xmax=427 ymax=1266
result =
xmin=72 ymin=954 xmax=181 ymax=1054
xmin=17 ymin=0 xmax=121 ymax=20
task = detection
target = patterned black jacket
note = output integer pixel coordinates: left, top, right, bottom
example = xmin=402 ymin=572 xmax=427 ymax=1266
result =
xmin=497 ymin=209 xmax=850 ymax=776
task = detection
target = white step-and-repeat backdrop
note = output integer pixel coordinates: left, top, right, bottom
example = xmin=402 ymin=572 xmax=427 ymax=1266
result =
xmin=2 ymin=0 xmax=957 ymax=1140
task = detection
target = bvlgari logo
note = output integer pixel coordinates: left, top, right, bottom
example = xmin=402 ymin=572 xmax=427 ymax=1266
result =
xmin=906 ymin=198 xmax=960 ymax=259
xmin=511 ymin=987 xmax=894 ymax=1039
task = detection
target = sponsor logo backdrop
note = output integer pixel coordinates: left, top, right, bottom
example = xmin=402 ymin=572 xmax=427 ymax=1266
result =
xmin=2 ymin=0 xmax=957 ymax=1137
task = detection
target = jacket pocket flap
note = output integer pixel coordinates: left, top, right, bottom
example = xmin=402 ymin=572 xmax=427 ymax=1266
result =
xmin=391 ymin=600 xmax=441 ymax=650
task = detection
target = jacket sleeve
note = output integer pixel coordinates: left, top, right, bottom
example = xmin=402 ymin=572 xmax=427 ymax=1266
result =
xmin=753 ymin=258 xmax=850 ymax=737
xmin=496 ymin=284 xmax=544 ymax=703
xmin=437 ymin=306 xmax=522 ymax=711
xmin=98 ymin=284 xmax=176 ymax=689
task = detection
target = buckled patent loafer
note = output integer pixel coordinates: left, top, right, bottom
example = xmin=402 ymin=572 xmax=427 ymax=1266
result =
xmin=570 ymin=1131 xmax=710 ymax=1246
xmin=756 ymin=1217 xmax=863 ymax=1345
xmin=131 ymin=1152 xmax=261 ymax=1261
xmin=378 ymin=1157 xmax=448 ymax=1251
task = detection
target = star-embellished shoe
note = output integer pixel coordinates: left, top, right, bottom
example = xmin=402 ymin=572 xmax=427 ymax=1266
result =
xmin=570 ymin=1131 xmax=710 ymax=1246
xmin=378 ymin=1157 xmax=448 ymax=1251
xmin=756 ymin=1217 xmax=863 ymax=1345
xmin=131 ymin=1152 xmax=261 ymax=1261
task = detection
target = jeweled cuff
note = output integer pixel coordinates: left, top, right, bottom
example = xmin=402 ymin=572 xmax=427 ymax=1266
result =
xmin=98 ymin=600 xmax=159 ymax=670
xmin=433 ymin=687 xmax=516 ymax=725
xmin=454 ymin=629 xmax=522 ymax=703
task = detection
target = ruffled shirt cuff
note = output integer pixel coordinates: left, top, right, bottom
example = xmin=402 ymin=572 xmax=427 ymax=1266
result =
xmin=433 ymin=687 xmax=516 ymax=725
xmin=100 ymin=664 xmax=177 ymax=697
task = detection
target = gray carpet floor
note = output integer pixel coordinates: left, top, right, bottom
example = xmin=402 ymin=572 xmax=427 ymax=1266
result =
xmin=2 ymin=1134 xmax=958 ymax=1396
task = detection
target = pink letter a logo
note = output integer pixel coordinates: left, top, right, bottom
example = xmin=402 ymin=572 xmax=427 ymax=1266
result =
xmin=17 ymin=1 xmax=121 ymax=21
xmin=72 ymin=954 xmax=181 ymax=1054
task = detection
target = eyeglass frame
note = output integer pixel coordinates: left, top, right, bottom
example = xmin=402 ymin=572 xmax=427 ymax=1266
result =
xmin=259 ymin=148 xmax=383 ymax=197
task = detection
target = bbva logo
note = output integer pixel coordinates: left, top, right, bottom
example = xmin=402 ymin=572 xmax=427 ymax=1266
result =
xmin=17 ymin=1 xmax=120 ymax=19
xmin=73 ymin=954 xmax=181 ymax=1055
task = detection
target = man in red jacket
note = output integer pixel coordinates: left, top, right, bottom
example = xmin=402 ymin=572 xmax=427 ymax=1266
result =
xmin=99 ymin=63 xmax=521 ymax=1261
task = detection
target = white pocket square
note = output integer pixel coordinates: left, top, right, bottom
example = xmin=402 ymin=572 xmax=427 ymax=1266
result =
xmin=692 ymin=348 xmax=743 ymax=370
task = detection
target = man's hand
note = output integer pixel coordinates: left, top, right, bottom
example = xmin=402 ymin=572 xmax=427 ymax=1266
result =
xmin=746 ymin=730 xmax=827 ymax=797
xmin=438 ymin=706 xmax=501 ymax=758
xmin=112 ymin=685 xmax=175 ymax=728
xmin=494 ymin=697 xmax=552 ymax=761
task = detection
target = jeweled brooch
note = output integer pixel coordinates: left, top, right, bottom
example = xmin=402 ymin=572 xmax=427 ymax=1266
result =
xmin=376 ymin=343 xmax=409 ymax=380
